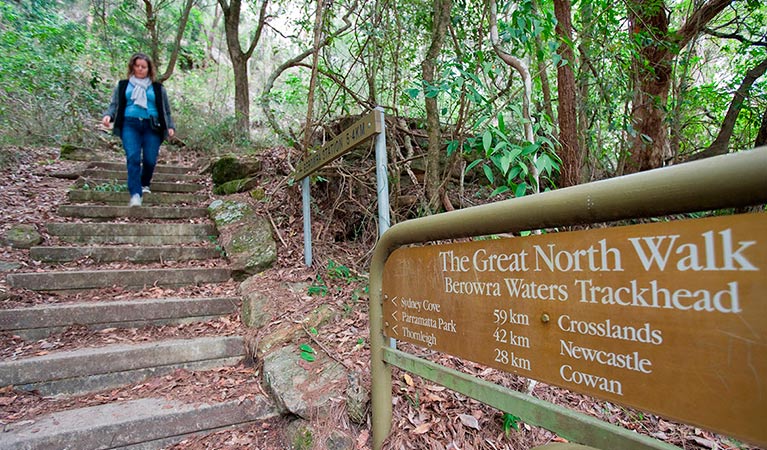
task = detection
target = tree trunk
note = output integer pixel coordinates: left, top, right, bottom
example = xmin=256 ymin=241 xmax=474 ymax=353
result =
xmin=690 ymin=56 xmax=767 ymax=160
xmin=625 ymin=0 xmax=731 ymax=173
xmin=489 ymin=0 xmax=538 ymax=192
xmin=577 ymin=1 xmax=593 ymax=180
xmin=530 ymin=0 xmax=554 ymax=125
xmin=422 ymin=0 xmax=452 ymax=212
xmin=302 ymin=0 xmax=324 ymax=154
xmin=626 ymin=0 xmax=671 ymax=173
xmin=554 ymin=0 xmax=581 ymax=187
xmin=756 ymin=107 xmax=767 ymax=148
xmin=219 ymin=0 xmax=269 ymax=135
xmin=157 ymin=0 xmax=195 ymax=82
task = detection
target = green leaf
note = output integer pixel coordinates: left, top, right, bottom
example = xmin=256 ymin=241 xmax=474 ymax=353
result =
xmin=299 ymin=343 xmax=316 ymax=354
xmin=446 ymin=140 xmax=459 ymax=156
xmin=309 ymin=327 xmax=318 ymax=335
xmin=490 ymin=185 xmax=510 ymax=197
xmin=482 ymin=129 xmax=493 ymax=154
xmin=405 ymin=88 xmax=420 ymax=99
xmin=300 ymin=351 xmax=316 ymax=362
xmin=482 ymin=164 xmax=494 ymax=184
xmin=514 ymin=183 xmax=528 ymax=198
xmin=465 ymin=159 xmax=483 ymax=173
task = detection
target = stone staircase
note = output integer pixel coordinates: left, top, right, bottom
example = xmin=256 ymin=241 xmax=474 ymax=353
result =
xmin=0 ymin=160 xmax=277 ymax=449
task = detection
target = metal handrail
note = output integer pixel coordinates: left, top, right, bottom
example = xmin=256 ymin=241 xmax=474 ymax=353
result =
xmin=369 ymin=147 xmax=767 ymax=450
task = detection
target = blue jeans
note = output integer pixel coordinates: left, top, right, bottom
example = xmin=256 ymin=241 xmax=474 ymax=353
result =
xmin=121 ymin=117 xmax=162 ymax=197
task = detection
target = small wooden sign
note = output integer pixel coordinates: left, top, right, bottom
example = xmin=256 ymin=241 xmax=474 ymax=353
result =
xmin=293 ymin=109 xmax=383 ymax=181
xmin=382 ymin=213 xmax=767 ymax=447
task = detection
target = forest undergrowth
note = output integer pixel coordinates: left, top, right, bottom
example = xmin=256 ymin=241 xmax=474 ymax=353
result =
xmin=0 ymin=143 xmax=761 ymax=450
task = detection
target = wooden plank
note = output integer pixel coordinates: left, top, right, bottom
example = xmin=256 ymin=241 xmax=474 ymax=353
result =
xmin=293 ymin=109 xmax=383 ymax=180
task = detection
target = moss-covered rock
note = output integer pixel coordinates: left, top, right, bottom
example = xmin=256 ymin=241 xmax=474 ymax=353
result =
xmin=211 ymin=155 xmax=262 ymax=186
xmin=212 ymin=177 xmax=259 ymax=196
xmin=2 ymin=224 xmax=42 ymax=249
xmin=208 ymin=199 xmax=276 ymax=279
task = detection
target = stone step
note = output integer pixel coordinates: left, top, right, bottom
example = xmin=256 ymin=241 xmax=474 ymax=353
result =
xmin=67 ymin=189 xmax=208 ymax=206
xmin=0 ymin=336 xmax=245 ymax=396
xmin=6 ymin=267 xmax=232 ymax=291
xmin=0 ymin=396 xmax=277 ymax=450
xmin=57 ymin=204 xmax=209 ymax=219
xmin=46 ymin=222 xmax=217 ymax=245
xmin=75 ymin=177 xmax=204 ymax=193
xmin=88 ymin=160 xmax=197 ymax=174
xmin=82 ymin=168 xmax=202 ymax=183
xmin=30 ymin=245 xmax=222 ymax=263
xmin=0 ymin=296 xmax=239 ymax=340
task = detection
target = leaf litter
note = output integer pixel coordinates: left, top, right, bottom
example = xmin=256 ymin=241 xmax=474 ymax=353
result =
xmin=0 ymin=146 xmax=761 ymax=450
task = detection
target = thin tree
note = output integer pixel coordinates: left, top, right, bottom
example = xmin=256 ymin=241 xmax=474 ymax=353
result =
xmin=422 ymin=0 xmax=453 ymax=212
xmin=488 ymin=0 xmax=538 ymax=192
xmin=218 ymin=0 xmax=270 ymax=134
xmin=689 ymin=57 xmax=767 ymax=160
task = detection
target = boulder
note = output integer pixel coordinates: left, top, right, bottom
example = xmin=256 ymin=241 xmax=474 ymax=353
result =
xmin=212 ymin=177 xmax=259 ymax=196
xmin=209 ymin=199 xmax=276 ymax=280
xmin=262 ymin=344 xmax=347 ymax=419
xmin=211 ymin=155 xmax=262 ymax=186
xmin=2 ymin=224 xmax=42 ymax=249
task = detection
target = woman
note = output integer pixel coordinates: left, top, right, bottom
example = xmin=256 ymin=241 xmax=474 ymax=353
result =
xmin=102 ymin=53 xmax=176 ymax=207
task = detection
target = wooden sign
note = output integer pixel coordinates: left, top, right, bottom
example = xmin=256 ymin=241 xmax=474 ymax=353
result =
xmin=293 ymin=109 xmax=383 ymax=181
xmin=382 ymin=213 xmax=767 ymax=447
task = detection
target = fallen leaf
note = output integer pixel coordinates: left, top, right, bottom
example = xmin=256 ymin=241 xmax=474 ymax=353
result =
xmin=356 ymin=429 xmax=369 ymax=449
xmin=412 ymin=422 xmax=432 ymax=434
xmin=403 ymin=373 xmax=414 ymax=387
xmin=458 ymin=413 xmax=480 ymax=430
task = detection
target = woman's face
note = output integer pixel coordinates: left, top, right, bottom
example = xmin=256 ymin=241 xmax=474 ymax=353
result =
xmin=132 ymin=59 xmax=149 ymax=79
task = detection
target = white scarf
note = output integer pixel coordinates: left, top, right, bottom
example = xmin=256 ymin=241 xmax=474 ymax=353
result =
xmin=129 ymin=75 xmax=152 ymax=110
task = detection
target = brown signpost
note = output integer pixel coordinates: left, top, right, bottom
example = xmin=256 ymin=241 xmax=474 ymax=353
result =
xmin=293 ymin=109 xmax=384 ymax=181
xmin=382 ymin=212 xmax=767 ymax=447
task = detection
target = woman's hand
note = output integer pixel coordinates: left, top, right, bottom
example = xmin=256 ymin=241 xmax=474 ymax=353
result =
xmin=168 ymin=128 xmax=175 ymax=138
xmin=101 ymin=116 xmax=111 ymax=128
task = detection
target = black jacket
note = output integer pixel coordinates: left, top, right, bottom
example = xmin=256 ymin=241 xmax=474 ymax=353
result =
xmin=104 ymin=80 xmax=175 ymax=140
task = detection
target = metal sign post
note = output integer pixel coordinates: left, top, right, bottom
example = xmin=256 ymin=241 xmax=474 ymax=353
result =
xmin=296 ymin=109 xmax=386 ymax=267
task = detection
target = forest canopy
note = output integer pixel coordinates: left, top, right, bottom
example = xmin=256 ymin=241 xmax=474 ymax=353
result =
xmin=0 ymin=0 xmax=764 ymax=208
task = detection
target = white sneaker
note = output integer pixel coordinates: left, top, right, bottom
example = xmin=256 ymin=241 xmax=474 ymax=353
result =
xmin=142 ymin=186 xmax=151 ymax=194
xmin=129 ymin=194 xmax=142 ymax=207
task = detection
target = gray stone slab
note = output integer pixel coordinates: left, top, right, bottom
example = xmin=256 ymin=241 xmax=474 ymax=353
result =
xmin=30 ymin=245 xmax=222 ymax=263
xmin=47 ymin=223 xmax=216 ymax=237
xmin=57 ymin=204 xmax=209 ymax=219
xmin=6 ymin=267 xmax=232 ymax=290
xmin=0 ymin=336 xmax=244 ymax=387
xmin=0 ymin=396 xmax=277 ymax=450
xmin=67 ymin=190 xmax=207 ymax=205
xmin=0 ymin=297 xmax=239 ymax=339
xmin=79 ymin=178 xmax=203 ymax=193
xmin=82 ymin=168 xmax=201 ymax=183
xmin=88 ymin=160 xmax=196 ymax=174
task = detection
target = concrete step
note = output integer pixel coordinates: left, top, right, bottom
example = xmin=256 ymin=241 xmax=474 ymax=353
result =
xmin=0 ymin=296 xmax=239 ymax=340
xmin=82 ymin=168 xmax=202 ymax=183
xmin=57 ymin=204 xmax=209 ymax=219
xmin=88 ymin=160 xmax=197 ymax=175
xmin=74 ymin=177 xmax=204 ymax=193
xmin=0 ymin=336 xmax=246 ymax=396
xmin=67 ymin=190 xmax=207 ymax=206
xmin=30 ymin=245 xmax=222 ymax=263
xmin=46 ymin=222 xmax=217 ymax=245
xmin=6 ymin=267 xmax=232 ymax=291
xmin=0 ymin=396 xmax=277 ymax=450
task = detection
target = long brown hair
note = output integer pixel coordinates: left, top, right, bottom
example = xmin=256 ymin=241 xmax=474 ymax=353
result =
xmin=126 ymin=53 xmax=156 ymax=81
